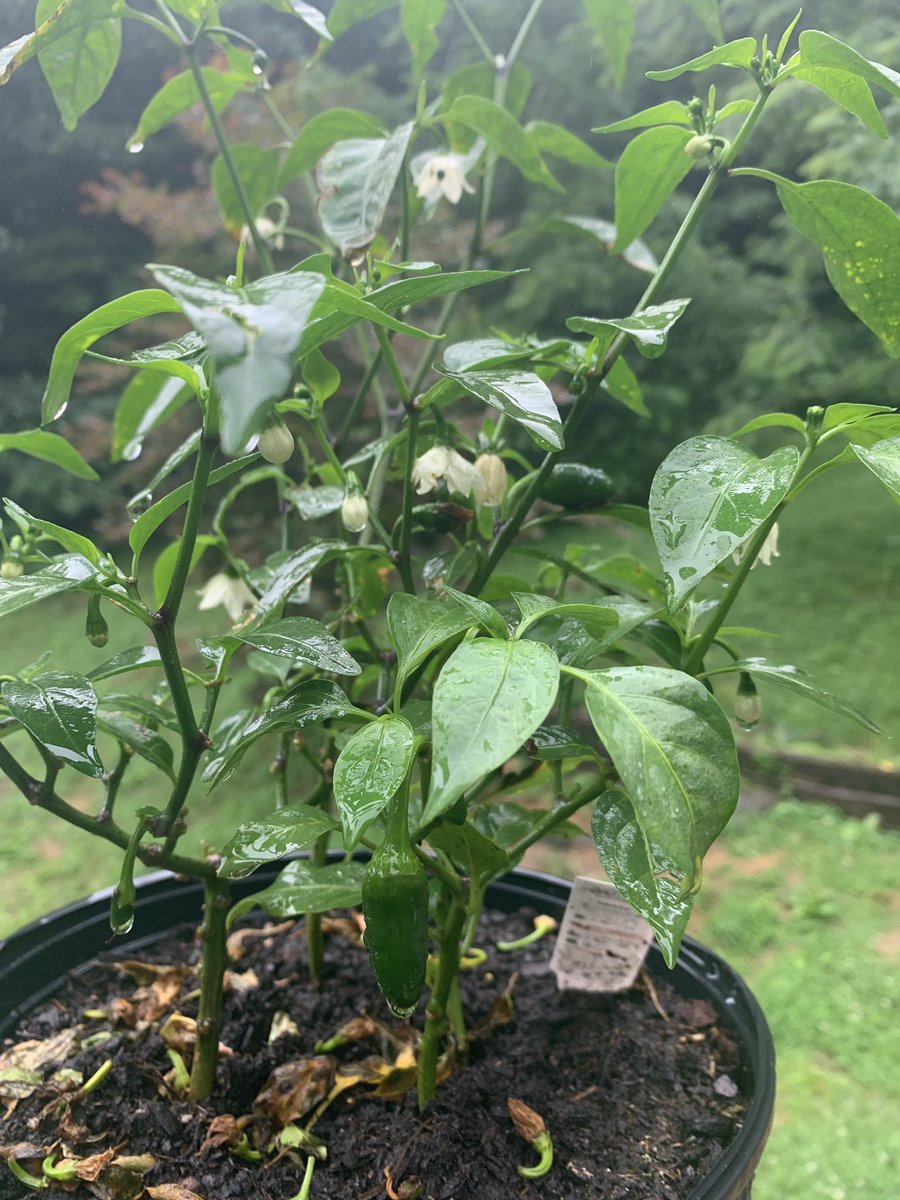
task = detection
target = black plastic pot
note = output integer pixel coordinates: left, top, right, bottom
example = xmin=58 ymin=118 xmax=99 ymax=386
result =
xmin=0 ymin=866 xmax=775 ymax=1199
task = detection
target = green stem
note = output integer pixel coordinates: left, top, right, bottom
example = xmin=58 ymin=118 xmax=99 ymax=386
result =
xmin=507 ymin=773 xmax=609 ymax=860
xmin=159 ymin=432 xmax=218 ymax=625
xmin=451 ymin=0 xmax=494 ymax=63
xmin=123 ymin=7 xmax=183 ymax=43
xmin=189 ymin=876 xmax=231 ymax=1100
xmin=375 ymin=328 xmax=419 ymax=593
xmin=417 ymin=891 xmax=468 ymax=1110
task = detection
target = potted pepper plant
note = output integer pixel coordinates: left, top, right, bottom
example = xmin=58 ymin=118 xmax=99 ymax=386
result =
xmin=0 ymin=0 xmax=898 ymax=1196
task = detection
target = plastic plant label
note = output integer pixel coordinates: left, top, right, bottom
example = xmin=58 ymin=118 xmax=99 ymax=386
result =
xmin=549 ymin=876 xmax=653 ymax=993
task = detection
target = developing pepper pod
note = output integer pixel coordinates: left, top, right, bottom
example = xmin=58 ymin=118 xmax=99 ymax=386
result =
xmin=110 ymin=809 xmax=157 ymax=935
xmin=361 ymin=786 xmax=429 ymax=1018
xmin=734 ymin=672 xmax=762 ymax=730
xmin=85 ymin=594 xmax=109 ymax=647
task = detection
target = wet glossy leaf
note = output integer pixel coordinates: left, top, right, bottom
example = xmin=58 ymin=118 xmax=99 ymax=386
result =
xmin=88 ymin=645 xmax=162 ymax=682
xmin=529 ymin=724 xmax=598 ymax=761
xmin=424 ymin=639 xmax=559 ymax=824
xmin=0 ymin=555 xmax=98 ymax=621
xmin=572 ymin=665 xmax=739 ymax=893
xmin=2 ymin=671 xmax=104 ymax=778
xmin=646 ymin=37 xmax=757 ymax=80
xmin=96 ymin=713 xmax=175 ymax=779
xmin=228 ymin=859 xmax=367 ymax=926
xmin=128 ymin=63 xmax=252 ymax=149
xmin=513 ymin=592 xmax=620 ymax=640
xmin=112 ymin=372 xmax=191 ymax=463
xmin=150 ymin=266 xmax=328 ymax=453
xmin=236 ymin=616 xmax=361 ymax=675
xmin=211 ymin=144 xmax=281 ymax=232
xmin=609 ymin=126 xmax=694 ymax=250
xmin=582 ymin=0 xmax=634 ymax=88
xmin=208 ymin=681 xmax=354 ymax=789
xmin=0 ymin=429 xmax=98 ymax=480
xmin=316 ymin=123 xmax=413 ymax=254
xmin=333 ymin=715 xmax=415 ymax=848
xmin=401 ymin=0 xmax=445 ymax=78
xmin=443 ymin=585 xmax=508 ymax=640
xmin=852 ymin=435 xmax=900 ymax=502
xmin=442 ymin=97 xmax=561 ymax=190
xmin=42 ymin=291 xmax=183 ymax=425
xmin=387 ymin=593 xmax=477 ymax=698
xmin=705 ymin=657 xmax=881 ymax=733
xmin=568 ymin=299 xmax=690 ymax=359
xmin=255 ymin=0 xmax=331 ymax=38
xmin=429 ymin=821 xmax=509 ymax=882
xmin=535 ymin=215 xmax=658 ymax=277
xmin=649 ymin=435 xmax=799 ymax=610
xmin=734 ymin=172 xmax=900 ymax=358
xmin=592 ymin=788 xmax=692 ymax=966
xmin=278 ymin=108 xmax=384 ymax=186
xmin=35 ymin=0 xmax=120 ymax=131
xmin=436 ymin=367 xmax=563 ymax=451
xmin=290 ymin=485 xmax=345 ymax=520
xmin=320 ymin=279 xmax=436 ymax=341
xmin=252 ymin=540 xmax=359 ymax=619
xmin=3 ymin=500 xmax=103 ymax=566
xmin=219 ymin=806 xmax=339 ymax=879
xmin=100 ymin=693 xmax=180 ymax=733
xmin=731 ymin=412 xmax=806 ymax=438
xmin=525 ymin=120 xmax=611 ymax=169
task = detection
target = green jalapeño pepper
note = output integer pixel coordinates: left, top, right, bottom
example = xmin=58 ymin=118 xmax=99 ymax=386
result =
xmin=538 ymin=462 xmax=615 ymax=511
xmin=361 ymin=782 xmax=428 ymax=1019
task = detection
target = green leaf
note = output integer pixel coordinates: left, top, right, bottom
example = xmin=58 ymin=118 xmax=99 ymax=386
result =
xmin=112 ymin=371 xmax=191 ymax=463
xmin=732 ymin=172 xmax=900 ymax=359
xmin=708 ymin=658 xmax=881 ymax=733
xmin=582 ymin=0 xmax=635 ymax=88
xmin=441 ymin=97 xmax=561 ymax=190
xmin=533 ymin=215 xmax=658 ymax=276
xmin=592 ymin=788 xmax=692 ymax=966
xmin=787 ymin=65 xmax=888 ymax=138
xmin=440 ymin=60 xmax=532 ymax=135
xmin=101 ymin=692 xmax=180 ymax=733
xmin=0 ymin=429 xmax=98 ymax=480
xmin=219 ymin=806 xmax=339 ymax=879
xmin=320 ymin=280 xmax=436 ymax=341
xmin=278 ymin=108 xmax=385 ymax=187
xmin=289 ymin=484 xmax=345 ymax=520
xmin=301 ymin=348 xmax=341 ymax=405
xmin=514 ymin=595 xmax=620 ymax=640
xmin=152 ymin=534 xmax=214 ymax=609
xmin=211 ymin=144 xmax=281 ymax=232
xmin=436 ymin=367 xmax=563 ymax=451
xmin=96 ymin=712 xmax=174 ymax=780
xmin=128 ymin=64 xmax=251 ymax=150
xmin=129 ymin=455 xmax=254 ymax=570
xmin=822 ymin=402 xmax=895 ymax=433
xmin=0 ymin=556 xmax=98 ymax=622
xmin=424 ymin=639 xmax=559 ymax=824
xmin=428 ymin=820 xmax=509 ymax=882
xmin=852 ymin=436 xmax=900 ymax=501
xmin=529 ymin=724 xmax=598 ymax=762
xmin=443 ymin=585 xmax=508 ymax=640
xmin=593 ymin=101 xmax=692 ymax=133
xmin=2 ymin=671 xmax=104 ymax=778
xmin=386 ymin=592 xmax=477 ymax=698
xmin=150 ymin=266 xmax=327 ymax=453
xmin=253 ymin=540 xmax=364 ymax=619
xmin=646 ymin=37 xmax=758 ymax=80
xmin=603 ymin=356 xmax=648 ymax=415
xmin=235 ymin=616 xmax=361 ymax=676
xmin=326 ymin=0 xmax=395 ymax=37
xmin=525 ymin=120 xmax=611 ymax=170
xmin=796 ymin=30 xmax=900 ymax=100
xmin=731 ymin=412 xmax=806 ymax=438
xmin=35 ymin=0 xmax=120 ymax=130
xmin=572 ymin=665 xmax=739 ymax=894
xmin=471 ymin=800 xmax=580 ymax=852
xmin=649 ymin=435 xmax=799 ymax=610
xmin=333 ymin=715 xmax=415 ymax=848
xmin=254 ymin=0 xmax=331 ymax=39
xmin=401 ymin=0 xmax=444 ymax=79
xmin=3 ymin=500 xmax=103 ymax=566
xmin=42 ymin=290 xmax=184 ymax=425
xmin=316 ymin=123 xmax=414 ymax=254
xmin=208 ymin=680 xmax=354 ymax=789
xmin=567 ymin=299 xmax=690 ymax=358
xmin=228 ymin=859 xmax=367 ymax=927
xmin=610 ymin=126 xmax=694 ymax=250
xmin=685 ymin=0 xmax=723 ymax=40
xmin=87 ymin=645 xmax=162 ymax=682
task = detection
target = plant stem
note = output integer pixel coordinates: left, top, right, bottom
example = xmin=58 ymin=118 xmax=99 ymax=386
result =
xmin=507 ymin=773 xmax=609 ymax=860
xmin=418 ymin=891 xmax=468 ymax=1109
xmin=375 ymin=328 xmax=419 ymax=593
xmin=451 ymin=0 xmax=494 ymax=64
xmin=189 ymin=876 xmax=231 ymax=1100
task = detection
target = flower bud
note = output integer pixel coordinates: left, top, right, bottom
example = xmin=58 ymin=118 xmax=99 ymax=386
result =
xmin=734 ymin=672 xmax=762 ymax=729
xmin=473 ymin=453 xmax=508 ymax=507
xmin=0 ymin=559 xmax=23 ymax=580
xmin=85 ymin=594 xmax=109 ymax=647
xmin=341 ymin=492 xmax=369 ymax=533
xmin=257 ymin=420 xmax=294 ymax=464
xmin=684 ymin=134 xmax=715 ymax=161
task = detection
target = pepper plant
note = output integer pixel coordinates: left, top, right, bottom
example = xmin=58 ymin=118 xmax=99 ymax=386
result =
xmin=1 ymin=0 xmax=899 ymax=1122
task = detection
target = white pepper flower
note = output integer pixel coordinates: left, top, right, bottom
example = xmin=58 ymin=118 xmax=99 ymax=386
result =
xmin=411 ymin=446 xmax=485 ymax=500
xmin=732 ymin=522 xmax=780 ymax=570
xmin=257 ymin=420 xmax=295 ymax=464
xmin=197 ymin=573 xmax=256 ymax=623
xmin=341 ymin=492 xmax=369 ymax=533
xmin=415 ymin=154 xmax=475 ymax=205
xmin=240 ymin=215 xmax=286 ymax=251
xmin=473 ymin=453 xmax=508 ymax=507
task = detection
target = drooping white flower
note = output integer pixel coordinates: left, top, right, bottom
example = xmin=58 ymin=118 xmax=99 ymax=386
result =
xmin=473 ymin=453 xmax=508 ymax=507
xmin=257 ymin=420 xmax=295 ymax=464
xmin=732 ymin=522 xmax=780 ymax=570
xmin=341 ymin=492 xmax=369 ymax=533
xmin=197 ymin=573 xmax=256 ymax=623
xmin=411 ymin=446 xmax=485 ymax=500
xmin=240 ymin=215 xmax=285 ymax=251
xmin=415 ymin=154 xmax=476 ymax=205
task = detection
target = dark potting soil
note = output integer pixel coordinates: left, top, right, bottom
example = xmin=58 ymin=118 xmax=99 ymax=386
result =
xmin=0 ymin=907 xmax=749 ymax=1200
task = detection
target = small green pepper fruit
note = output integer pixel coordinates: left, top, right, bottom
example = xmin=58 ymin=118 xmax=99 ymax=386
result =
xmin=538 ymin=462 xmax=615 ymax=511
xmin=85 ymin=594 xmax=109 ymax=647
xmin=362 ymin=783 xmax=429 ymax=1019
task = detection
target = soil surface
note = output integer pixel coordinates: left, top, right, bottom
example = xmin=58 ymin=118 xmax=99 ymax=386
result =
xmin=0 ymin=908 xmax=750 ymax=1200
